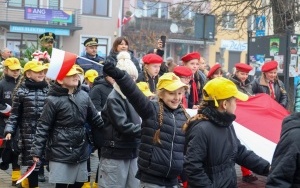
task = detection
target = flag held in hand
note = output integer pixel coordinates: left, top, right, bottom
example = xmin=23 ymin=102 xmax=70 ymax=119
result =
xmin=0 ymin=138 xmax=6 ymax=147
xmin=46 ymin=48 xmax=78 ymax=80
xmin=16 ymin=162 xmax=37 ymax=184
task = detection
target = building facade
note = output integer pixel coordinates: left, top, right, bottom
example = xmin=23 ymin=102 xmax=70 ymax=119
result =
xmin=0 ymin=0 xmax=120 ymax=59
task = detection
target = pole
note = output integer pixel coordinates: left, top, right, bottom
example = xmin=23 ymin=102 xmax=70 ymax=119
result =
xmin=77 ymin=56 xmax=103 ymax=67
xmin=247 ymin=30 xmax=252 ymax=64
xmin=284 ymin=31 xmax=290 ymax=95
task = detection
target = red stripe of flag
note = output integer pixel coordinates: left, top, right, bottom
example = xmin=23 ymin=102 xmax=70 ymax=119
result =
xmin=236 ymin=93 xmax=289 ymax=144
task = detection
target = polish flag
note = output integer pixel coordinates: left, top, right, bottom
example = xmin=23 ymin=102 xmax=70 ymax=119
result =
xmin=234 ymin=93 xmax=289 ymax=163
xmin=122 ymin=14 xmax=134 ymax=26
xmin=186 ymin=93 xmax=289 ymax=163
xmin=46 ymin=48 xmax=77 ymax=80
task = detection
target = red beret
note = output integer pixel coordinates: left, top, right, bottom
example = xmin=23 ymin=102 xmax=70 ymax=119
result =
xmin=235 ymin=63 xmax=252 ymax=73
xmin=173 ymin=66 xmax=193 ymax=77
xmin=207 ymin=64 xmax=221 ymax=79
xmin=261 ymin=61 xmax=278 ymax=72
xmin=181 ymin=52 xmax=201 ymax=62
xmin=142 ymin=54 xmax=163 ymax=64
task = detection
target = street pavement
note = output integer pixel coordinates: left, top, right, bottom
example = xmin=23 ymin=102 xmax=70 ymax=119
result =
xmin=0 ymin=151 xmax=267 ymax=188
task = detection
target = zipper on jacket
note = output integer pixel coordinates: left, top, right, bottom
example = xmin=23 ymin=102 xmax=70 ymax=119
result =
xmin=166 ymin=113 xmax=176 ymax=177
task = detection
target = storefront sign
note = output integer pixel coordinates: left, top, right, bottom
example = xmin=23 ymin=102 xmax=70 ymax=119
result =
xmin=10 ymin=25 xmax=70 ymax=36
xmin=24 ymin=7 xmax=73 ymax=23
xmin=221 ymin=40 xmax=247 ymax=51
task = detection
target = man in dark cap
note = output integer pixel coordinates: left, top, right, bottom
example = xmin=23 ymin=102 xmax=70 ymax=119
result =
xmin=76 ymin=37 xmax=104 ymax=75
xmin=39 ymin=32 xmax=55 ymax=58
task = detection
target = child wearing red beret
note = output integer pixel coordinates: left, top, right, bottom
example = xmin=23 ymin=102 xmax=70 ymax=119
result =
xmin=181 ymin=52 xmax=206 ymax=109
xmin=137 ymin=53 xmax=163 ymax=93
xmin=207 ymin=64 xmax=222 ymax=80
xmin=173 ymin=66 xmax=193 ymax=108
xmin=252 ymin=61 xmax=288 ymax=108
xmin=230 ymin=63 xmax=253 ymax=96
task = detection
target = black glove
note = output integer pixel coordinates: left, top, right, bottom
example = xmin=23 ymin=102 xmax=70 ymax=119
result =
xmin=103 ymin=63 xmax=125 ymax=79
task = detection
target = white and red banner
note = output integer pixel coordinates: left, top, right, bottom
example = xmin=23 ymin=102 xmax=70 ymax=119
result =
xmin=235 ymin=93 xmax=289 ymax=162
xmin=16 ymin=162 xmax=37 ymax=184
xmin=186 ymin=93 xmax=289 ymax=163
xmin=46 ymin=48 xmax=77 ymax=80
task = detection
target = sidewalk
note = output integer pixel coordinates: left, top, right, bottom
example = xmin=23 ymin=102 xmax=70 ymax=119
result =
xmin=0 ymin=152 xmax=267 ymax=188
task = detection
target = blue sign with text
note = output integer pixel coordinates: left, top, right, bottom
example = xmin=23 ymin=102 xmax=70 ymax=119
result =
xmin=24 ymin=7 xmax=73 ymax=23
xmin=10 ymin=25 xmax=70 ymax=36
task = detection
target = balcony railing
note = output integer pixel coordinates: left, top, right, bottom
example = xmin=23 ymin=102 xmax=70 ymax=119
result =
xmin=124 ymin=17 xmax=197 ymax=40
xmin=0 ymin=2 xmax=81 ymax=28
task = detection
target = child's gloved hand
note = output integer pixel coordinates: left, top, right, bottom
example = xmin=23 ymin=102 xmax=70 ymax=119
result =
xmin=103 ymin=63 xmax=125 ymax=79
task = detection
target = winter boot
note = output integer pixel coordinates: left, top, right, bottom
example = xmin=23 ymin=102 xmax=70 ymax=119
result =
xmin=11 ymin=170 xmax=21 ymax=186
xmin=92 ymin=182 xmax=98 ymax=188
xmin=81 ymin=182 xmax=91 ymax=188
xmin=20 ymin=178 xmax=29 ymax=188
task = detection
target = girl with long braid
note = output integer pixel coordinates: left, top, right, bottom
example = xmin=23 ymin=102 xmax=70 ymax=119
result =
xmin=103 ymin=60 xmax=190 ymax=187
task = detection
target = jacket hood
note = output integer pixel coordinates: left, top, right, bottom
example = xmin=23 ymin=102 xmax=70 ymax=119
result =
xmin=280 ymin=113 xmax=300 ymax=137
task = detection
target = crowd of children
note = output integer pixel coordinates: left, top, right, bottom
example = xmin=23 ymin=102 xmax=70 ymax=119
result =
xmin=0 ymin=33 xmax=297 ymax=188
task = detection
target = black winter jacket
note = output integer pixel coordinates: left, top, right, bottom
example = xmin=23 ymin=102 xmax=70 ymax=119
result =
xmin=136 ymin=72 xmax=158 ymax=93
xmin=89 ymin=76 xmax=113 ymax=111
xmin=105 ymin=49 xmax=141 ymax=73
xmin=114 ymin=73 xmax=188 ymax=186
xmin=266 ymin=113 xmax=300 ymax=187
xmin=31 ymin=83 xmax=104 ymax=164
xmin=184 ymin=107 xmax=270 ymax=188
xmin=0 ymin=75 xmax=20 ymax=136
xmin=230 ymin=75 xmax=253 ymax=96
xmin=4 ymin=79 xmax=48 ymax=166
xmin=252 ymin=76 xmax=288 ymax=108
xmin=101 ymin=87 xmax=141 ymax=159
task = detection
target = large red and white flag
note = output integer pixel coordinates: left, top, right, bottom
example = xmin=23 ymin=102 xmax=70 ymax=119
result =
xmin=234 ymin=93 xmax=289 ymax=162
xmin=47 ymin=48 xmax=77 ymax=80
xmin=186 ymin=93 xmax=289 ymax=163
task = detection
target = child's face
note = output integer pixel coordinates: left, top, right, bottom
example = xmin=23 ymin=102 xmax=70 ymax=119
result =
xmin=5 ymin=68 xmax=20 ymax=79
xmin=145 ymin=63 xmax=161 ymax=77
xmin=59 ymin=74 xmax=79 ymax=88
xmin=26 ymin=70 xmax=45 ymax=82
xmin=159 ymin=87 xmax=185 ymax=109
xmin=236 ymin=71 xmax=249 ymax=83
xmin=264 ymin=69 xmax=277 ymax=82
xmin=184 ymin=59 xmax=200 ymax=74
